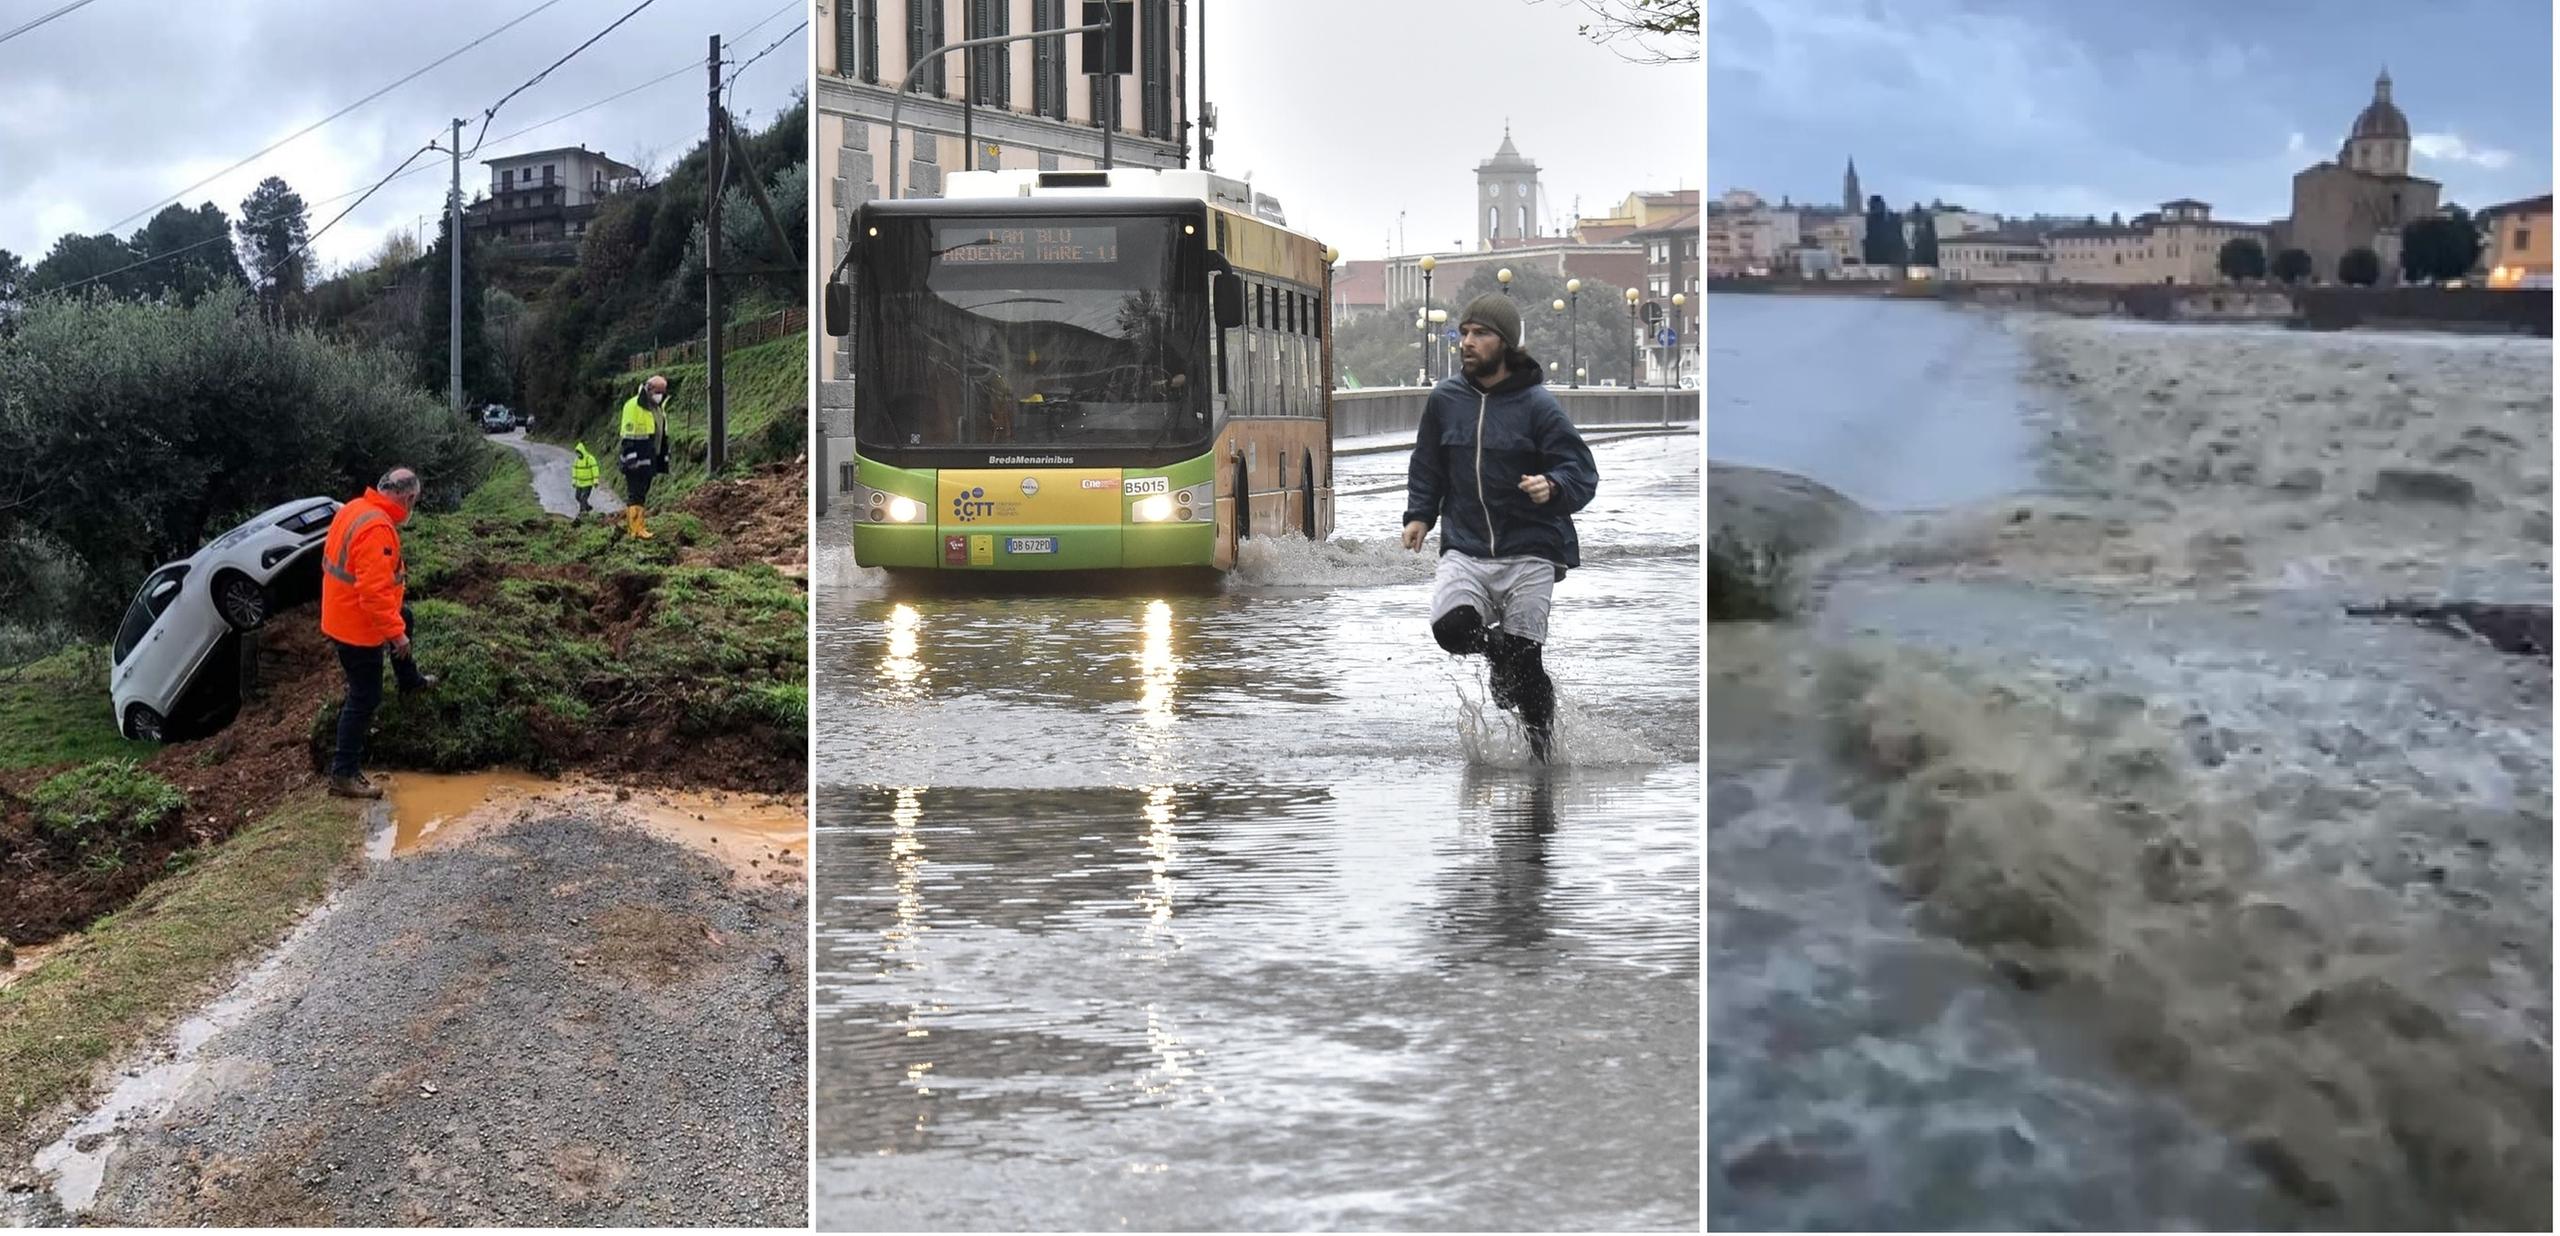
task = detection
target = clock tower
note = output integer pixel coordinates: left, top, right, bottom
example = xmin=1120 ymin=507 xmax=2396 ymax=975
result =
xmin=1475 ymin=126 xmax=1543 ymax=249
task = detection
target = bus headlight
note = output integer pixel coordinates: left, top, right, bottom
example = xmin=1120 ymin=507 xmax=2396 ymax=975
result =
xmin=1132 ymin=494 xmax=1175 ymax=523
xmin=885 ymin=496 xmax=923 ymax=523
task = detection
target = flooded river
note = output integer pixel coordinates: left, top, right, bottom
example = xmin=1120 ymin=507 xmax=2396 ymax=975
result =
xmin=1708 ymin=294 xmax=2551 ymax=1230
xmin=812 ymin=431 xmax=1702 ymax=1230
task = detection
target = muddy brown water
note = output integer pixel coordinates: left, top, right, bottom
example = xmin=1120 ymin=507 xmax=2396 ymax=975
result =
xmin=813 ymin=433 xmax=1702 ymax=1230
xmin=1707 ymin=294 xmax=2551 ymax=1230
xmin=381 ymin=770 xmax=806 ymax=881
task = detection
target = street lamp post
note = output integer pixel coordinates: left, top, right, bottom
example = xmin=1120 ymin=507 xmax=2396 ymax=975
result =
xmin=1670 ymin=291 xmax=1687 ymax=388
xmin=1497 ymin=266 xmax=1513 ymax=298
xmin=1625 ymin=286 xmax=1641 ymax=388
xmin=1550 ymin=297 xmax=1567 ymax=387
xmin=1427 ymin=308 xmax=1449 ymax=382
xmin=1418 ymin=255 xmax=1437 ymax=388
xmin=1565 ymin=277 xmax=1581 ymax=388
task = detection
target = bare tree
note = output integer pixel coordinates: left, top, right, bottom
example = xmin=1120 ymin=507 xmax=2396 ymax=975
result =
xmin=1537 ymin=0 xmax=1698 ymax=64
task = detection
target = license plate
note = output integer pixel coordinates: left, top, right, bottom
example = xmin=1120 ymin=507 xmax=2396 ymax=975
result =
xmin=1005 ymin=537 xmax=1057 ymax=555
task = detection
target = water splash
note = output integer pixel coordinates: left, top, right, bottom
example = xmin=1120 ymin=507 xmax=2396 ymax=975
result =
xmin=1447 ymin=665 xmax=1666 ymax=768
xmin=1230 ymin=535 xmax=1434 ymax=588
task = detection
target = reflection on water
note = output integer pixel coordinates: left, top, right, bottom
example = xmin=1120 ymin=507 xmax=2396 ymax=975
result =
xmin=882 ymin=603 xmax=925 ymax=696
xmin=814 ymin=433 xmax=1700 ymax=1230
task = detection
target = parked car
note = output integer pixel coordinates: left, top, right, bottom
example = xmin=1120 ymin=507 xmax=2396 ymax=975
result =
xmin=110 ymin=496 xmax=339 ymax=742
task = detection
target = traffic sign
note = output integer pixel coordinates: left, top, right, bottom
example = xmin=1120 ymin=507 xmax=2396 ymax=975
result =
xmin=1642 ymin=300 xmax=1664 ymax=325
xmin=1656 ymin=328 xmax=1679 ymax=348
xmin=1444 ymin=328 xmax=1460 ymax=342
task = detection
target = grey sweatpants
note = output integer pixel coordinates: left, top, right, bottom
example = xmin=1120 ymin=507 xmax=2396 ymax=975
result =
xmin=1430 ymin=552 xmax=1556 ymax=644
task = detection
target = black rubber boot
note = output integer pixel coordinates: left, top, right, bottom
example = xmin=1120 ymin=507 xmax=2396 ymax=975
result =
xmin=1489 ymin=632 xmax=1557 ymax=761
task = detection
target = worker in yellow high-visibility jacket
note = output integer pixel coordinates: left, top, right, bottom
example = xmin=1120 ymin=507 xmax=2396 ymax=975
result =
xmin=619 ymin=375 xmax=670 ymax=538
xmin=570 ymin=441 xmax=600 ymax=517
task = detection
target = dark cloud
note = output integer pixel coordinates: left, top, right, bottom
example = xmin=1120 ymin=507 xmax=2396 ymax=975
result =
xmin=1709 ymin=0 xmax=2551 ymax=222
xmin=2 ymin=0 xmax=804 ymax=270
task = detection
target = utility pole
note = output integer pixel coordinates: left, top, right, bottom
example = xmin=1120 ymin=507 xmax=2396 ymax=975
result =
xmin=705 ymin=34 xmax=726 ymax=474
xmin=448 ymin=117 xmax=463 ymax=415
xmin=1194 ymin=1 xmax=1207 ymax=170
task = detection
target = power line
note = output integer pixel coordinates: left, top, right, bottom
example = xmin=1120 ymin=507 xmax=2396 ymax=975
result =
xmin=725 ymin=19 xmax=808 ymax=97
xmin=464 ymin=0 xmax=660 ymax=156
xmin=730 ymin=0 xmax=797 ymax=45
xmin=301 ymin=59 xmax=700 ymax=214
xmin=261 ymin=142 xmax=443 ymax=286
xmin=0 ymin=0 xmax=105 ymax=47
xmin=39 ymin=231 xmax=236 ymax=296
xmin=104 ymin=0 xmax=571 ymax=234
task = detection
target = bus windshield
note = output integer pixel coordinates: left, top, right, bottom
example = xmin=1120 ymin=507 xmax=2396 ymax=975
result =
xmin=857 ymin=214 xmax=1209 ymax=456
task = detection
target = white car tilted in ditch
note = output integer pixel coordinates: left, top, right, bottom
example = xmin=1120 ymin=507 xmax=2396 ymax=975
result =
xmin=110 ymin=496 xmax=341 ymax=741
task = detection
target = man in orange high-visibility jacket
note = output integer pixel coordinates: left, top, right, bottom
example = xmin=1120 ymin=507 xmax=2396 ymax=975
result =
xmin=319 ymin=467 xmax=437 ymax=799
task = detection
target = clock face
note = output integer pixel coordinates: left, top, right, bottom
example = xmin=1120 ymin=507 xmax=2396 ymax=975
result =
xmin=1516 ymin=183 xmax=1528 ymax=197
xmin=1487 ymin=185 xmax=1498 ymax=198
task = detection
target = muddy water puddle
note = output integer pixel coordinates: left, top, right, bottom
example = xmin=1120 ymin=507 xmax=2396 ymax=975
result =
xmin=378 ymin=770 xmax=807 ymax=880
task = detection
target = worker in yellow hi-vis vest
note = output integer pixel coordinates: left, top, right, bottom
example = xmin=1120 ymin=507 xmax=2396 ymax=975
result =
xmin=619 ymin=375 xmax=670 ymax=538
xmin=570 ymin=440 xmax=600 ymax=517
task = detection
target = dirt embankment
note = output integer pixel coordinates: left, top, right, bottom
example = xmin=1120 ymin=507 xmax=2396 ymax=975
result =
xmin=3 ymin=626 xmax=344 ymax=947
xmin=6 ymin=456 xmax=810 ymax=948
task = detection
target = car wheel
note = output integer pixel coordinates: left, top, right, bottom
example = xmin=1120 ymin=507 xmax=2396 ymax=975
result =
xmin=126 ymin=703 xmax=167 ymax=743
xmin=214 ymin=572 xmax=270 ymax=631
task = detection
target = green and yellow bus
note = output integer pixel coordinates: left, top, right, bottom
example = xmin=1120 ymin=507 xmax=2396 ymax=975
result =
xmin=822 ymin=168 xmax=1334 ymax=572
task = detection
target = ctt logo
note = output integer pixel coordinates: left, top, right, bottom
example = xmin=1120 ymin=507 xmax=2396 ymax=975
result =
xmin=951 ymin=486 xmax=996 ymax=522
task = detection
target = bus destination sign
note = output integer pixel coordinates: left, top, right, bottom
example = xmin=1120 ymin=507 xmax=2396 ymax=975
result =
xmin=937 ymin=225 xmax=1120 ymax=265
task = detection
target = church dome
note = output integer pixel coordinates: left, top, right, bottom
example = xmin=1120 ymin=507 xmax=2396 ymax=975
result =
xmin=2351 ymin=70 xmax=2408 ymax=140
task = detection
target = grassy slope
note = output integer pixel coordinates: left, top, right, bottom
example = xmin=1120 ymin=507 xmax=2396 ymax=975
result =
xmin=0 ymin=650 xmax=154 ymax=772
xmin=453 ymin=446 xmax=542 ymax=521
xmin=354 ymin=443 xmax=804 ymax=777
xmin=553 ymin=334 xmax=806 ymax=506
xmin=0 ymin=791 xmax=361 ymax=1136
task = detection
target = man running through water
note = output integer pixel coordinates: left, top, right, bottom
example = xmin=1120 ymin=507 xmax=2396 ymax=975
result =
xmin=1401 ymin=292 xmax=1599 ymax=761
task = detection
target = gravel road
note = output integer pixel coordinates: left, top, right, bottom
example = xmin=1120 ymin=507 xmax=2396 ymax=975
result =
xmin=67 ymin=807 xmax=804 ymax=1227
xmin=494 ymin=429 xmax=625 ymax=517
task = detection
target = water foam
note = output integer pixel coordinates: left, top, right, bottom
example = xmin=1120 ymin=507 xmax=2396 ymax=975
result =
xmin=1796 ymin=639 xmax=2549 ymax=1228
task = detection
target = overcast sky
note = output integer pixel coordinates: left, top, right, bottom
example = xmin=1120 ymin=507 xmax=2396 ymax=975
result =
xmin=1709 ymin=0 xmax=2553 ymax=224
xmin=1211 ymin=1 xmax=1701 ymax=261
xmin=1 ymin=0 xmax=805 ymax=275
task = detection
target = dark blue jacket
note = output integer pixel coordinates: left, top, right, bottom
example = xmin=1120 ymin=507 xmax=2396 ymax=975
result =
xmin=1403 ymin=352 xmax=1599 ymax=568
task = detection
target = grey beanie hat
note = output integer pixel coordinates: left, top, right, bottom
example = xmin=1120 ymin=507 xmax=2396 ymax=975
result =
xmin=1459 ymin=292 xmax=1523 ymax=352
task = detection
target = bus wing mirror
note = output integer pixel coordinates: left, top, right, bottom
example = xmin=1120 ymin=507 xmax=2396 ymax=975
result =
xmin=1213 ymin=272 xmax=1246 ymax=331
xmin=823 ymin=281 xmax=852 ymax=336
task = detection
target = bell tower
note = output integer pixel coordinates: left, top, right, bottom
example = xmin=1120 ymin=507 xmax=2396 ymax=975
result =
xmin=1475 ymin=125 xmax=1543 ymax=249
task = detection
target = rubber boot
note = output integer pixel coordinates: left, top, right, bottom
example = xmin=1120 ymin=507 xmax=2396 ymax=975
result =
xmin=632 ymin=504 xmax=654 ymax=540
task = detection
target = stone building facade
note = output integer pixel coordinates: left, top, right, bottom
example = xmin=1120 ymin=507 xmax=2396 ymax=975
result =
xmin=2281 ymin=70 xmax=2440 ymax=285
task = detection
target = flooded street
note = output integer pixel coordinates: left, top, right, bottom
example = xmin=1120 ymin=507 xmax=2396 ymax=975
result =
xmin=1708 ymin=294 xmax=2551 ymax=1230
xmin=812 ymin=432 xmax=1702 ymax=1230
